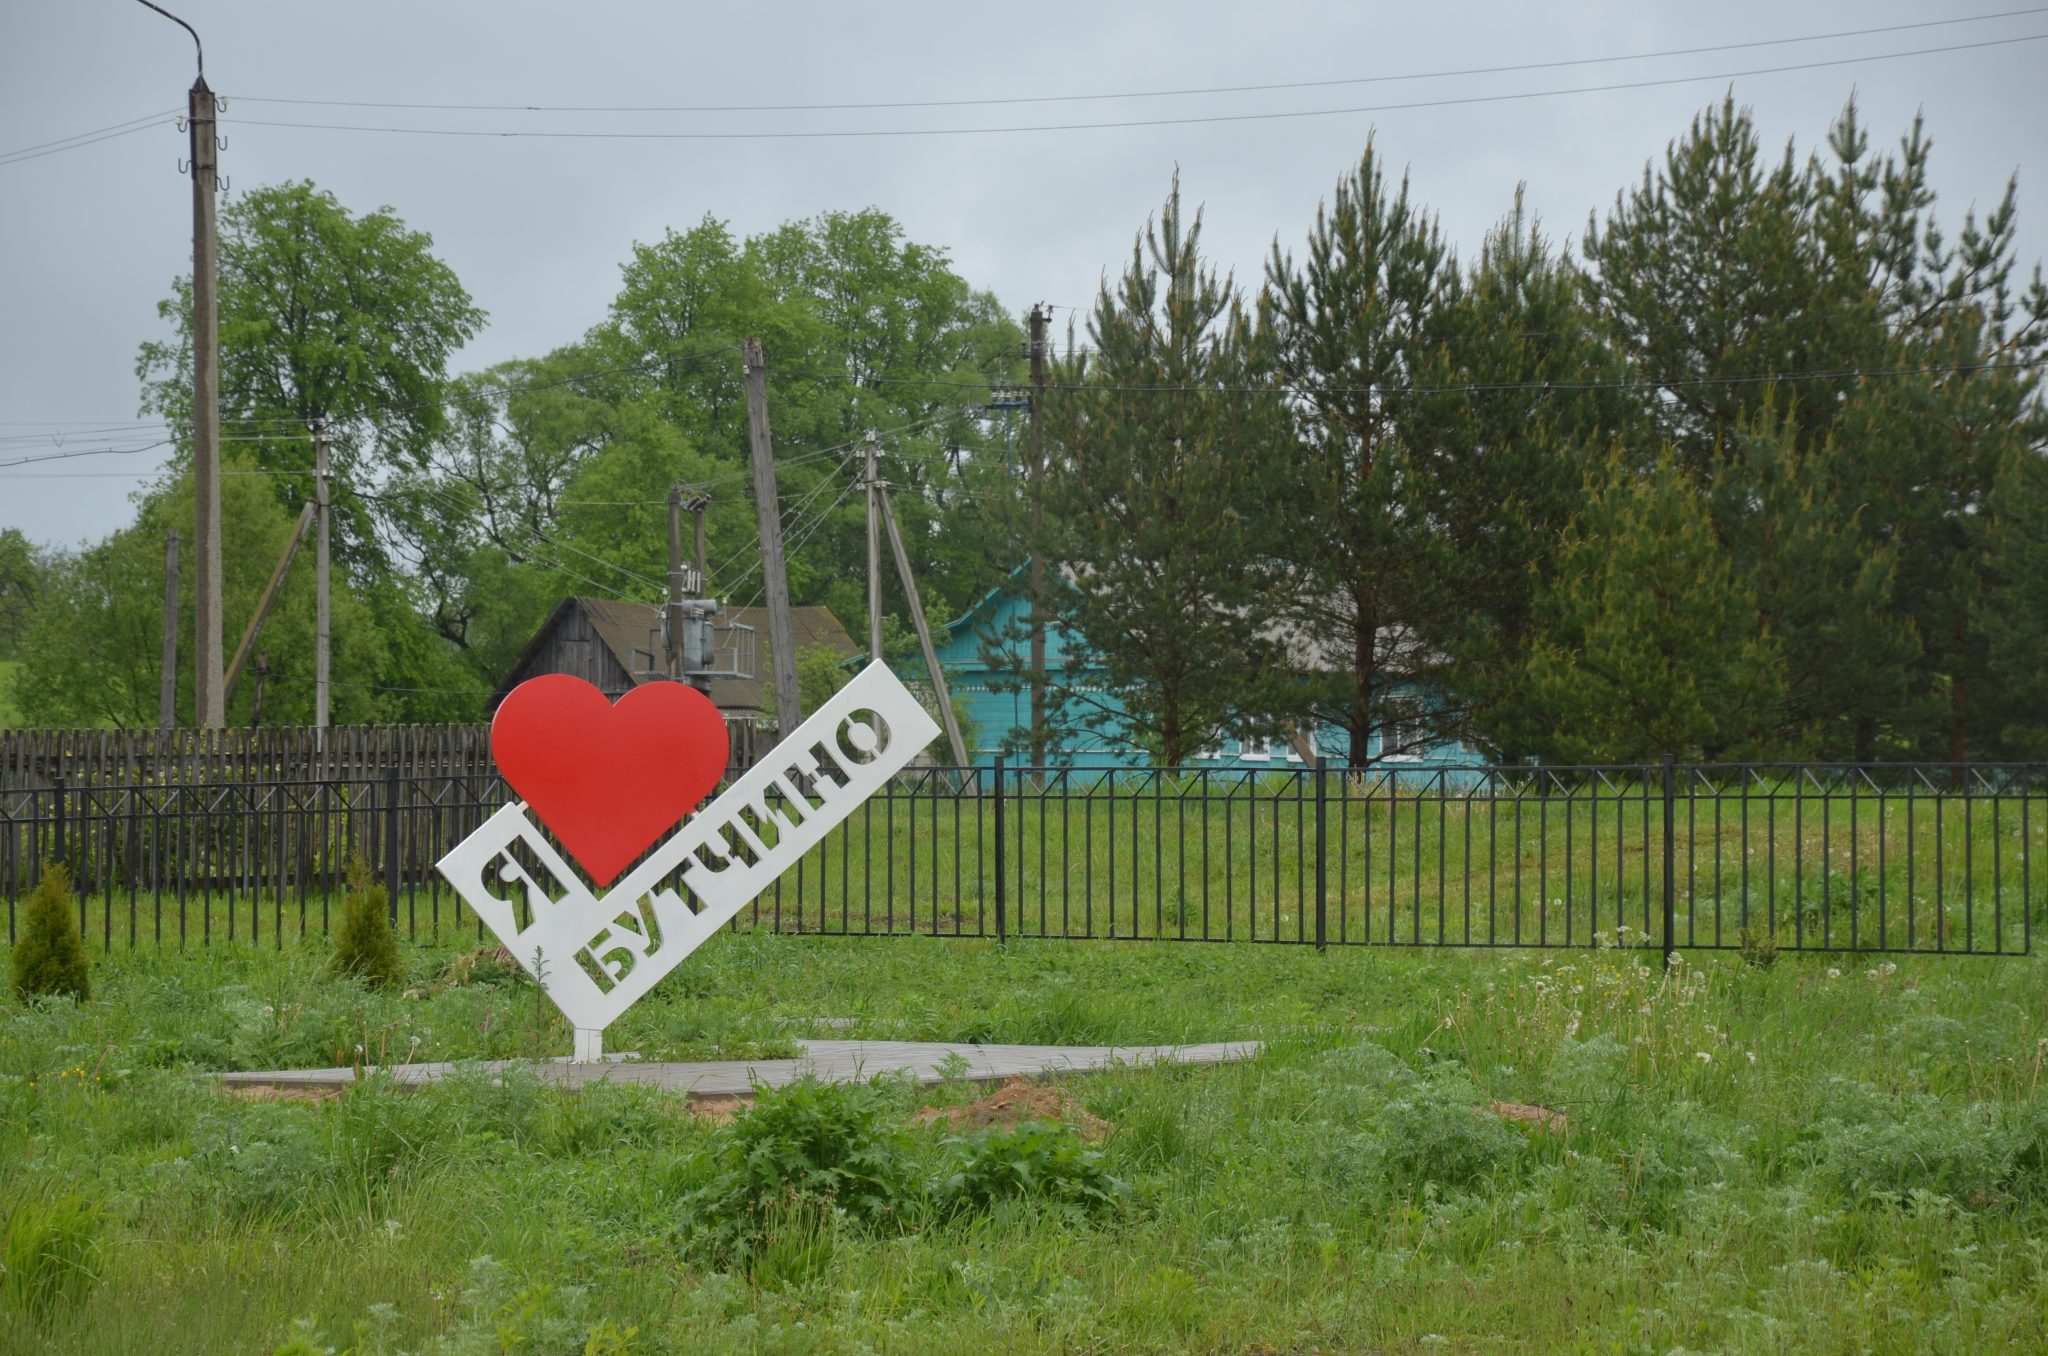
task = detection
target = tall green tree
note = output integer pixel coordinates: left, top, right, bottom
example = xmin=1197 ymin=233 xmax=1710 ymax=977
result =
xmin=1584 ymin=96 xmax=2047 ymax=758
xmin=136 ymin=179 xmax=486 ymax=572
xmin=1421 ymin=196 xmax=1634 ymax=757
xmin=1524 ymin=453 xmax=1784 ymax=762
xmin=1257 ymin=142 xmax=1471 ymax=763
xmin=588 ymin=210 xmax=1023 ymax=635
xmin=1978 ymin=442 xmax=2048 ymax=756
xmin=8 ymin=465 xmax=390 ymax=728
xmin=1038 ymin=175 xmax=1293 ymax=764
xmin=0 ymin=529 xmax=46 ymax=661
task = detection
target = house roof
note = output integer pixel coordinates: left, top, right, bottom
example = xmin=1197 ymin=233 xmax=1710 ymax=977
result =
xmin=492 ymin=596 xmax=858 ymax=712
xmin=929 ymin=561 xmax=1437 ymax=679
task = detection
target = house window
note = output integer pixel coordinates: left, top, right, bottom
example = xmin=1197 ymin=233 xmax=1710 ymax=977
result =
xmin=1380 ymin=699 xmax=1426 ymax=761
xmin=1239 ymin=736 xmax=1276 ymax=762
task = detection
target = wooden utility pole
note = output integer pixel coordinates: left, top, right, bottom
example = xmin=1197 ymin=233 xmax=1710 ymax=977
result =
xmin=313 ymin=424 xmax=331 ymax=739
xmin=1026 ymin=302 xmax=1050 ymax=765
xmin=864 ymin=431 xmax=884 ymax=663
xmin=138 ymin=3 xmax=222 ymax=726
xmin=224 ymin=502 xmax=314 ymax=704
xmin=250 ymin=653 xmax=269 ymax=727
xmin=159 ymin=529 xmax=180 ymax=729
xmin=878 ymin=482 xmax=969 ymax=767
xmin=742 ymin=339 xmax=802 ymax=739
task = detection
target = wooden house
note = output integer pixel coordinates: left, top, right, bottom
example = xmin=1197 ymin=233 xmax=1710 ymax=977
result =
xmin=922 ymin=568 xmax=1483 ymax=776
xmin=491 ymin=597 xmax=858 ymax=760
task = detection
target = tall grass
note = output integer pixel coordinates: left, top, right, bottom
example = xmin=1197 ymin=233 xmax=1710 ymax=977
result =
xmin=0 ymin=932 xmax=2043 ymax=1352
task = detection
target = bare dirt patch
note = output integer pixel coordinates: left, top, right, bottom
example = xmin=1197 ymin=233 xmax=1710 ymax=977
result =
xmin=683 ymin=1094 xmax=750 ymax=1124
xmin=912 ymin=1075 xmax=1111 ymax=1141
xmin=1484 ymin=1100 xmax=1567 ymax=1133
xmin=226 ymin=1084 xmax=343 ymax=1105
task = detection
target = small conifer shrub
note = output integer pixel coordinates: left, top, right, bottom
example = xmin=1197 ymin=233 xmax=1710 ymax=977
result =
xmin=331 ymin=857 xmax=404 ymax=991
xmin=11 ymin=862 xmax=90 ymax=1003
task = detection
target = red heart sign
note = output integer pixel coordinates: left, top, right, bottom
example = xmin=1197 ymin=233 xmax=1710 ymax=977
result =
xmin=491 ymin=676 xmax=731 ymax=887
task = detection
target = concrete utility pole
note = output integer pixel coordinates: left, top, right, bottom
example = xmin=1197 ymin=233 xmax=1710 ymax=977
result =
xmin=864 ymin=431 xmax=884 ymax=664
xmin=666 ymin=484 xmax=687 ymax=679
xmin=189 ymin=73 xmax=222 ymax=727
xmin=159 ymin=529 xmax=179 ymax=729
xmin=313 ymin=424 xmax=331 ymax=740
xmin=137 ymin=3 xmax=223 ymax=727
xmin=691 ymin=492 xmax=709 ymax=590
xmin=742 ymin=340 xmax=803 ymax=738
xmin=1026 ymin=302 xmax=1050 ymax=765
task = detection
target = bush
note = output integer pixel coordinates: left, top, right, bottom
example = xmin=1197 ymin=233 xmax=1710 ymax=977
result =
xmin=934 ymin=1121 xmax=1125 ymax=1216
xmin=1810 ymin=1097 xmax=2026 ymax=1207
xmin=1373 ymin=1077 xmax=1525 ymax=1198
xmin=1 ymin=1192 xmax=104 ymax=1325
xmin=11 ymin=862 xmax=89 ymax=1004
xmin=189 ymin=1106 xmax=334 ymax=1222
xmin=679 ymin=1078 xmax=918 ymax=1264
xmin=331 ymin=858 xmax=403 ymax=992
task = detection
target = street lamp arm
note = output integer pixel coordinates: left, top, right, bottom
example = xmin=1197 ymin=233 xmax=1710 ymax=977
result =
xmin=133 ymin=0 xmax=204 ymax=80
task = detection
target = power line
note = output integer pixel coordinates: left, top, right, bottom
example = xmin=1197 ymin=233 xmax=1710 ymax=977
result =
xmin=389 ymin=476 xmax=654 ymax=603
xmin=0 ymin=440 xmax=172 ymax=470
xmin=0 ymin=468 xmax=300 ymax=480
xmin=706 ymin=466 xmax=846 ymax=597
xmin=731 ymin=479 xmax=863 ymax=615
xmin=226 ymin=9 xmax=2047 ymax=115
xmin=5 ymin=357 xmax=2031 ymax=476
xmin=220 ymin=34 xmax=2048 ymax=144
xmin=0 ymin=110 xmax=179 ymax=167
xmin=828 ymin=356 xmax=2048 ymax=399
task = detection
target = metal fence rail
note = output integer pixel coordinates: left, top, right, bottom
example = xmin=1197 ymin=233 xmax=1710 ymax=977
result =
xmin=2 ymin=759 xmax=2038 ymax=956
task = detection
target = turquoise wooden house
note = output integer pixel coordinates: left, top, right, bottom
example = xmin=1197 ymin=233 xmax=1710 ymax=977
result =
xmin=915 ymin=569 xmax=1484 ymax=774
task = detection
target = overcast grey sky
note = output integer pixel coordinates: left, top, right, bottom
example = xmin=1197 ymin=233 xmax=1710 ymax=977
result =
xmin=2 ymin=1 xmax=2043 ymax=550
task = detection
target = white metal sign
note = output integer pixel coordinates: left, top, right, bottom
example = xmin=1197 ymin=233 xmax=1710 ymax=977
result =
xmin=437 ymin=663 xmax=939 ymax=1060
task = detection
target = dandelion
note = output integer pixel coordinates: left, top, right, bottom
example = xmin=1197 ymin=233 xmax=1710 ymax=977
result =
xmin=1746 ymin=1051 xmax=1757 ymax=1065
xmin=1696 ymin=1051 xmax=1713 ymax=1063
xmin=1826 ymin=968 xmax=1841 ymax=980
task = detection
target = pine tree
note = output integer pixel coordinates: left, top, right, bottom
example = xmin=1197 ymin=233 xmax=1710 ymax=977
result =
xmin=1523 ymin=453 xmax=1784 ymax=762
xmin=1978 ymin=443 xmax=2048 ymax=757
xmin=331 ymin=858 xmax=404 ymax=991
xmin=1256 ymin=141 xmax=1469 ymax=764
xmin=11 ymin=863 xmax=89 ymax=1004
xmin=1424 ymin=195 xmax=1637 ymax=756
xmin=1036 ymin=173 xmax=1295 ymax=764
xmin=1584 ymin=94 xmax=2048 ymax=758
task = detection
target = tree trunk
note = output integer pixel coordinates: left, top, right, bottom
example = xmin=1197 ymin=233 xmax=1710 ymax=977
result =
xmin=1348 ymin=592 xmax=1377 ymax=766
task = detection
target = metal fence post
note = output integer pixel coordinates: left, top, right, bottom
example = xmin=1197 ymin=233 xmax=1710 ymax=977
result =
xmin=1314 ymin=756 xmax=1328 ymax=950
xmin=52 ymin=774 xmax=67 ymax=871
xmin=992 ymin=754 xmax=1007 ymax=945
xmin=1662 ymin=754 xmax=1677 ymax=968
xmin=383 ymin=765 xmax=401 ymax=927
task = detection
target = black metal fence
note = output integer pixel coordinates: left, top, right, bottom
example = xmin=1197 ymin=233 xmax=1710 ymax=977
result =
xmin=2 ymin=758 xmax=2038 ymax=956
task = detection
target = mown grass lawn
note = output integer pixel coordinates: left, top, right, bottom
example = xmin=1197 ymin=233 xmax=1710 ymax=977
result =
xmin=2 ymin=930 xmax=2044 ymax=1354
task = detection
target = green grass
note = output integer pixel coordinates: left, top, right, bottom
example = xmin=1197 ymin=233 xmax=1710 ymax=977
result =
xmin=1 ymin=931 xmax=2044 ymax=1353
